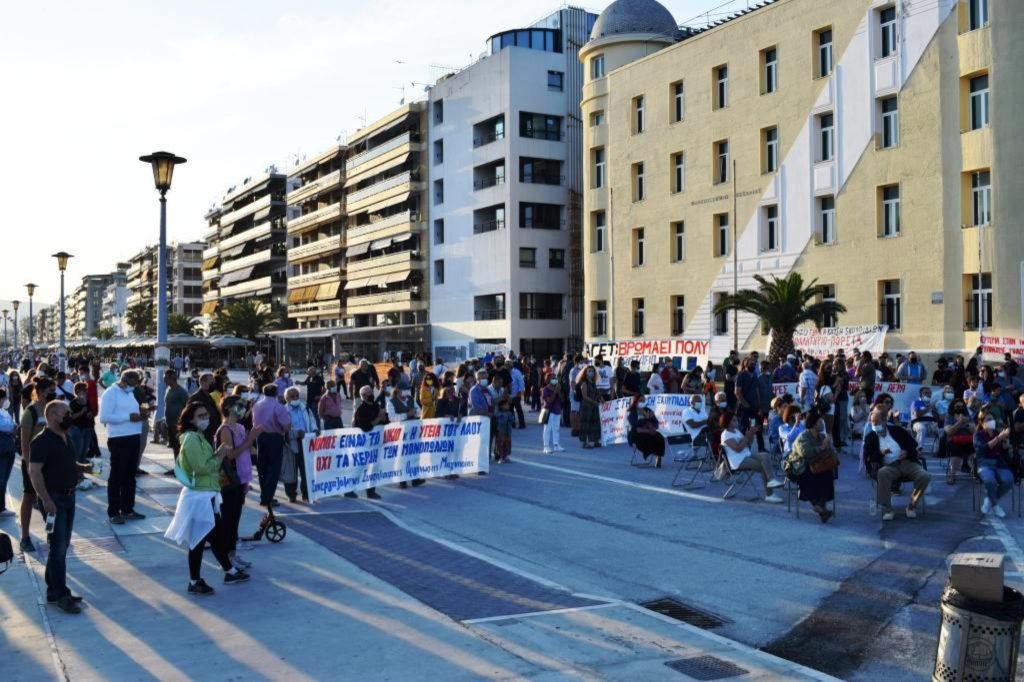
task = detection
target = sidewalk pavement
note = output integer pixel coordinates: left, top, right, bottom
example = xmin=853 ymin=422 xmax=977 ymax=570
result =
xmin=2 ymin=419 xmax=840 ymax=681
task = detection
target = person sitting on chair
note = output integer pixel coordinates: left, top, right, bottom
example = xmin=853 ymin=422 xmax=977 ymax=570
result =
xmin=627 ymin=396 xmax=665 ymax=467
xmin=864 ymin=409 xmax=930 ymax=521
xmin=719 ymin=410 xmax=785 ymax=503
xmin=911 ymin=386 xmax=941 ymax=447
xmin=943 ymin=399 xmax=975 ymax=485
xmin=786 ymin=409 xmax=837 ymax=523
xmin=681 ymin=395 xmax=709 ymax=442
xmin=973 ymin=408 xmax=1016 ymax=517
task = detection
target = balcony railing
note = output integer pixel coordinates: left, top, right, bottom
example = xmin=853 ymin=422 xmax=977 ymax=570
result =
xmin=288 ymin=235 xmax=343 ymax=262
xmin=221 ymin=248 xmax=278 ymax=274
xmin=347 ymin=210 xmax=417 ymax=241
xmin=347 ymin=250 xmax=421 ymax=276
xmin=474 ymin=175 xmax=506 ymax=190
xmin=346 ymin=132 xmax=416 ymax=172
xmin=347 ymin=171 xmax=414 ymax=204
xmin=287 ymin=169 xmax=342 ymax=204
xmin=220 ymin=275 xmax=274 ymax=298
xmin=521 ymin=218 xmax=564 ymax=230
xmin=219 ymin=193 xmax=273 ymax=228
xmin=520 ymin=308 xmax=563 ymax=320
xmin=522 ymin=173 xmax=564 ymax=186
xmin=219 ymin=222 xmax=274 ymax=252
xmin=474 ymin=219 xmax=505 ymax=234
xmin=521 ymin=130 xmax=564 ymax=141
xmin=474 ymin=308 xmax=506 ymax=320
xmin=347 ymin=289 xmax=418 ymax=309
xmin=289 ymin=269 xmax=341 ymax=287
xmin=287 ymin=202 xmax=344 ymax=234
xmin=289 ymin=300 xmax=342 ymax=316
xmin=473 ymin=130 xmax=505 ymax=148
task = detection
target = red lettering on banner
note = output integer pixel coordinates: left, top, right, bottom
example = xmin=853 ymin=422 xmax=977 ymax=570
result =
xmin=315 ymin=455 xmax=332 ymax=472
xmin=419 ymin=423 xmax=441 ymax=439
xmin=383 ymin=428 xmax=401 ymax=444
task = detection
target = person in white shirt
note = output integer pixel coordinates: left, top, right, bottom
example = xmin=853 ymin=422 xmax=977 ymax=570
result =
xmin=98 ymin=370 xmax=145 ymax=524
xmin=647 ymin=366 xmax=665 ymax=396
xmin=798 ymin=361 xmax=817 ymax=410
xmin=719 ymin=410 xmax=785 ymax=503
xmin=681 ymin=397 xmax=708 ymax=441
xmin=595 ymin=357 xmax=613 ymax=401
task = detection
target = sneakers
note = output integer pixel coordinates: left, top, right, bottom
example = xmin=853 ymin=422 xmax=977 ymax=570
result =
xmin=109 ymin=515 xmax=126 ymax=525
xmin=125 ymin=511 xmax=146 ymax=521
xmin=764 ymin=493 xmax=784 ymax=504
xmin=553 ymin=445 xmax=566 ymax=452
xmin=188 ymin=579 xmax=215 ymax=596
xmin=224 ymin=570 xmax=250 ymax=585
xmin=881 ymin=510 xmax=895 ymax=521
xmin=767 ymin=479 xmax=786 ymax=489
xmin=230 ymin=553 xmax=252 ymax=569
xmin=981 ymin=498 xmax=992 ymax=515
xmin=53 ymin=596 xmax=82 ymax=614
xmin=542 ymin=448 xmax=552 ymax=454
xmin=905 ymin=506 xmax=918 ymax=519
xmin=994 ymin=504 xmax=1007 ymax=518
xmin=20 ymin=537 xmax=35 ymax=553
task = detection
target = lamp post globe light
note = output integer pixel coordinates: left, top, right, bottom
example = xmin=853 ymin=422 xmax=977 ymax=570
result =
xmin=52 ymin=252 xmax=73 ymax=372
xmin=140 ymin=151 xmax=186 ymax=424
xmin=12 ymin=300 xmax=19 ymax=350
xmin=25 ymin=282 xmax=37 ymax=351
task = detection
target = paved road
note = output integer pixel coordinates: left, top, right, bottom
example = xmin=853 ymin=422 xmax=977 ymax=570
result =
xmin=3 ymin=394 xmax=1023 ymax=680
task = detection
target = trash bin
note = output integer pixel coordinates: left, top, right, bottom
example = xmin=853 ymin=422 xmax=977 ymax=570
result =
xmin=933 ymin=585 xmax=1024 ymax=681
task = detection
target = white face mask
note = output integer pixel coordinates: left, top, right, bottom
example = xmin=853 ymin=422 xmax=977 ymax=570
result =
xmin=196 ymin=418 xmax=210 ymax=431
xmin=290 ymin=399 xmax=303 ymax=408
xmin=717 ymin=401 xmax=727 ymax=409
xmin=984 ymin=420 xmax=997 ymax=431
xmin=479 ymin=379 xmax=489 ymax=387
xmin=691 ymin=403 xmax=702 ymax=411
xmin=943 ymin=392 xmax=953 ymax=400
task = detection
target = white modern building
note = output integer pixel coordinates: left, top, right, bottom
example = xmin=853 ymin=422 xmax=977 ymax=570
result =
xmin=101 ymin=263 xmax=130 ymax=336
xmin=427 ymin=7 xmax=596 ymax=362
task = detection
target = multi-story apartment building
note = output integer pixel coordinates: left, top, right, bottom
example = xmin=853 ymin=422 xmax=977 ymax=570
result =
xmin=70 ymin=273 xmax=119 ymax=339
xmin=100 ymin=263 xmax=130 ymax=336
xmin=126 ymin=242 xmax=205 ymax=324
xmin=581 ymin=0 xmax=1018 ymax=359
xmin=339 ymin=102 xmax=429 ymax=358
xmin=427 ymin=7 xmax=596 ymax=363
xmin=202 ymin=172 xmax=290 ymax=320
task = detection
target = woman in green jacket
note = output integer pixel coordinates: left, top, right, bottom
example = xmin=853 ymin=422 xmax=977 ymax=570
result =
xmin=786 ymin=409 xmax=838 ymax=524
xmin=165 ymin=401 xmax=249 ymax=596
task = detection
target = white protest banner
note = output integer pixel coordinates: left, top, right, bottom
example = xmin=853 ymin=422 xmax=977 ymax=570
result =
xmin=599 ymin=393 xmax=695 ymax=446
xmin=302 ymin=417 xmax=490 ymax=502
xmin=586 ymin=338 xmax=710 ymax=372
xmin=981 ymin=335 xmax=1024 ymax=362
xmin=774 ymin=325 xmax=888 ymax=357
xmin=771 ymin=381 xmax=922 ymax=423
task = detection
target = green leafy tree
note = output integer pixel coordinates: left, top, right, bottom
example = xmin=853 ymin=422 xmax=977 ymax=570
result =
xmin=125 ymin=302 xmax=154 ymax=335
xmin=94 ymin=327 xmax=115 ymax=340
xmin=208 ymin=300 xmax=280 ymax=341
xmin=712 ymin=273 xmax=847 ymax=365
xmin=167 ymin=313 xmax=202 ymax=336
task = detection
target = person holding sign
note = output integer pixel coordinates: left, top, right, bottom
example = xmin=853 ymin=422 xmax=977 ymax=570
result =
xmin=346 ymin=387 xmax=384 ymax=500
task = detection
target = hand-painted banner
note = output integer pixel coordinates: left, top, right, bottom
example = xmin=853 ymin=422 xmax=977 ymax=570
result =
xmin=586 ymin=339 xmax=710 ymax=373
xmin=599 ymin=393 xmax=695 ymax=446
xmin=302 ymin=417 xmax=490 ymax=502
xmin=771 ymin=325 xmax=888 ymax=357
xmin=980 ymin=335 xmax=1024 ymax=362
xmin=772 ymin=380 xmax=924 ymax=423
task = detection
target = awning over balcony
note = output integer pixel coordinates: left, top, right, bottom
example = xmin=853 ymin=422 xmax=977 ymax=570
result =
xmin=344 ymin=153 xmax=410 ymax=188
xmin=383 ymin=271 xmax=412 ymax=284
xmin=390 ymin=232 xmax=414 ymax=245
xmin=254 ymin=206 xmax=271 ymax=221
xmin=350 ymin=191 xmax=411 ymax=217
xmin=347 ymin=241 xmax=371 ymax=257
xmin=222 ymin=243 xmax=246 ymax=258
xmin=201 ymin=256 xmax=220 ymax=270
xmin=344 ymin=278 xmax=370 ymax=291
xmin=287 ymin=285 xmax=320 ymax=304
xmin=218 ymin=265 xmax=254 ymax=287
xmin=369 ymin=237 xmax=393 ymax=251
xmin=200 ymin=301 xmax=219 ymax=315
xmin=316 ymin=282 xmax=341 ymax=301
xmin=363 ymin=275 xmax=388 ymax=288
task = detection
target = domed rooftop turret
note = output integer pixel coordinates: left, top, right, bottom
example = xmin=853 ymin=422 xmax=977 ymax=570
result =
xmin=589 ymin=0 xmax=678 ymax=41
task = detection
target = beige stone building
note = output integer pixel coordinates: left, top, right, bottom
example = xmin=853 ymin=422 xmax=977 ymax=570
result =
xmin=580 ymin=0 xmax=1019 ymax=361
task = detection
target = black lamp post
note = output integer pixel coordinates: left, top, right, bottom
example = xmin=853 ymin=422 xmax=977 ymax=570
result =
xmin=53 ymin=252 xmax=73 ymax=371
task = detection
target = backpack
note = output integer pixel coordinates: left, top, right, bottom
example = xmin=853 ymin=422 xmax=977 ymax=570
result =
xmin=0 ymin=532 xmax=12 ymax=576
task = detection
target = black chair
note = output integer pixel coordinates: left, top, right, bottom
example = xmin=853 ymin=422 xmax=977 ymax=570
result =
xmin=867 ymin=456 xmax=928 ymax=517
xmin=671 ymin=430 xmax=711 ymax=489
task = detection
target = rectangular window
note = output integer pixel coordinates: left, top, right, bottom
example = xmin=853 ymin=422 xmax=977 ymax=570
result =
xmin=879 ymin=6 xmax=897 ymax=58
xmin=715 ymin=65 xmax=729 ymax=109
xmin=763 ymin=126 xmax=778 ymax=173
xmin=633 ymin=227 xmax=645 ymax=267
xmin=880 ymin=280 xmax=901 ymax=330
xmin=433 ymin=218 xmax=445 ymax=244
xmin=762 ymin=47 xmax=778 ymax=94
xmin=591 ymin=54 xmax=605 ymax=80
xmin=762 ymin=205 xmax=779 ymax=252
xmin=969 ymin=0 xmax=989 ymax=31
xmin=433 ymin=179 xmax=444 ymax=205
xmin=547 ymin=70 xmax=564 ymax=91
xmin=520 ymin=202 xmax=561 ymax=230
xmin=519 ymin=112 xmax=563 ymax=141
xmin=714 ymin=292 xmax=729 ymax=335
xmin=593 ymin=211 xmax=606 ymax=252
xmin=970 ymin=74 xmax=989 ymax=130
xmin=519 ymin=247 xmax=537 ymax=268
xmin=473 ymin=114 xmax=505 ymax=147
xmin=967 ymin=273 xmax=993 ymax=330
xmin=633 ymin=298 xmax=645 ymax=336
xmin=433 ymin=139 xmax=444 ymax=165
xmin=820 ymin=284 xmax=838 ymax=327
xmin=433 ymin=259 xmax=445 ymax=285
xmin=593 ymin=148 xmax=605 ymax=188
xmin=881 ymin=185 xmax=900 ymax=237
xmin=880 ymin=96 xmax=899 ymax=148
xmin=634 ymin=162 xmax=645 ymax=201
xmin=590 ymin=110 xmax=605 ymax=126
xmin=672 ymin=81 xmax=685 ymax=122
xmin=671 ymin=221 xmax=685 ymax=262
xmin=592 ymin=300 xmax=608 ymax=337
xmin=474 ymin=294 xmax=506 ymax=321
xmin=520 ymin=293 xmax=563 ymax=320
xmin=818 ymin=196 xmax=836 ymax=245
xmin=672 ymin=152 xmax=685 ymax=193
xmin=972 ymin=170 xmax=992 ymax=226
xmin=548 ymin=248 xmax=565 ymax=269
xmin=474 ymin=204 xmax=505 ymax=233
xmin=433 ymin=99 xmax=444 ymax=124
xmin=634 ymin=95 xmax=645 ymax=133
xmin=521 ymin=157 xmax=561 ymax=185
xmin=817 ymin=28 xmax=833 ymax=77
xmin=672 ymin=295 xmax=686 ymax=336
xmin=714 ymin=140 xmax=729 ymax=184
xmin=818 ymin=113 xmax=834 ymax=161
xmin=715 ymin=213 xmax=730 ymax=257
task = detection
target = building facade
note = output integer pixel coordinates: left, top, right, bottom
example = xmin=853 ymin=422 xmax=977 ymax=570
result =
xmin=427 ymin=7 xmax=596 ymax=363
xmin=70 ymin=273 xmax=118 ymax=339
xmin=126 ymin=242 xmax=205 ymax=329
xmin=202 ymin=172 xmax=290 ymax=320
xmin=100 ymin=263 xmax=130 ymax=336
xmin=580 ymin=0 xmax=1019 ymax=359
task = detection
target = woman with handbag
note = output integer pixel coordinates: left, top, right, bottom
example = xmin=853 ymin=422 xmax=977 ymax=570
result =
xmin=165 ymin=402 xmax=249 ymax=596
xmin=787 ymin=409 xmax=838 ymax=523
xmin=943 ymin=399 xmax=975 ymax=484
xmin=216 ymin=396 xmax=261 ymax=568
xmin=540 ymin=377 xmax=564 ymax=454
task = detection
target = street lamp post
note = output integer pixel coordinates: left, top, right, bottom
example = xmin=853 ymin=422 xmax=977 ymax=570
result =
xmin=1 ymin=309 xmax=8 ymax=349
xmin=53 ymin=252 xmax=73 ymax=372
xmin=140 ymin=151 xmax=187 ymax=424
xmin=25 ymin=283 xmax=37 ymax=351
xmin=12 ymin=300 xmax=19 ymax=351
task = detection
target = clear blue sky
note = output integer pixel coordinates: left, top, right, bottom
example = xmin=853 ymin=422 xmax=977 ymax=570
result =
xmin=0 ymin=0 xmax=750 ymax=309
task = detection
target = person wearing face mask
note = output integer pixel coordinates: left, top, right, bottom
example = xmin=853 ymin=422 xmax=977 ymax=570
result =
xmin=865 ymin=409 xmax=930 ymax=520
xmin=682 ymin=395 xmax=709 ymax=443
xmin=99 ymin=370 xmax=146 ymax=525
xmin=298 ymin=366 xmax=325 ymax=430
xmin=67 ymin=382 xmax=96 ymax=491
xmin=282 ymin=387 xmax=316 ymax=503
xmin=28 ymin=400 xmax=93 ymax=613
xmin=347 ymin=386 xmax=385 ymax=500
xmin=934 ymin=385 xmax=954 ymax=420
xmin=628 ymin=396 xmax=666 ymax=467
xmin=720 ymin=410 xmax=786 ymax=502
xmin=849 ymin=391 xmax=869 ymax=439
xmin=973 ymin=408 xmax=1016 ymax=517
xmin=163 ymin=370 xmax=189 ymax=460
xmin=943 ymin=398 xmax=975 ymax=484
xmin=419 ymin=372 xmax=438 ymax=419
xmin=166 ymin=402 xmax=249 ymax=596
xmin=186 ymin=373 xmax=222 ymax=445
xmin=577 ymin=365 xmax=601 ymax=448
xmin=0 ymin=388 xmax=16 ymax=518
xmin=318 ymin=381 xmax=344 ymax=430
xmin=910 ymin=386 xmax=940 ymax=447
xmin=274 ymin=367 xmax=293 ymax=401
xmin=786 ymin=409 xmax=838 ymax=522
xmin=539 ymin=375 xmax=564 ymax=454
xmin=251 ymin=384 xmax=291 ymax=507
xmin=216 ymin=396 xmax=262 ymax=565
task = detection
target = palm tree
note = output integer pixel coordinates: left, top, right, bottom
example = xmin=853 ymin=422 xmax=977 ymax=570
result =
xmin=208 ymin=300 xmax=280 ymax=341
xmin=125 ymin=302 xmax=154 ymax=335
xmin=167 ymin=313 xmax=202 ymax=336
xmin=94 ymin=327 xmax=115 ymax=340
xmin=712 ymin=273 xmax=847 ymax=365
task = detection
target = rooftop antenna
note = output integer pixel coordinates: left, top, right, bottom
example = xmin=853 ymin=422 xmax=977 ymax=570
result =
xmin=395 ymin=84 xmax=406 ymax=105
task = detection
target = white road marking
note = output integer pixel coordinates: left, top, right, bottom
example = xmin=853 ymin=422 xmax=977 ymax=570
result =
xmin=462 ymin=602 xmax=622 ymax=624
xmin=987 ymin=517 xmax=1024 ymax=573
xmin=516 ymin=459 xmax=724 ymax=503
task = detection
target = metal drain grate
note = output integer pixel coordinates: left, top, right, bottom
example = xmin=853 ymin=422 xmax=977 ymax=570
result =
xmin=665 ymin=655 xmax=748 ymax=680
xmin=35 ymin=536 xmax=126 ymax=563
xmin=640 ymin=598 xmax=728 ymax=629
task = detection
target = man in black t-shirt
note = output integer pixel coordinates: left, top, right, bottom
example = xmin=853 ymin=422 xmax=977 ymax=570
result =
xmin=29 ymin=400 xmax=89 ymax=614
xmin=621 ymin=361 xmax=643 ymax=398
xmin=346 ymin=386 xmax=385 ymax=500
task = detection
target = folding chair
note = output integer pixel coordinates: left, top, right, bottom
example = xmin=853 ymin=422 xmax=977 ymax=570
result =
xmin=868 ymin=458 xmax=928 ymax=517
xmin=721 ymin=454 xmax=761 ymax=502
xmin=786 ymin=471 xmax=838 ymax=520
xmin=630 ymin=443 xmax=656 ymax=468
xmin=671 ymin=430 xmax=710 ymax=489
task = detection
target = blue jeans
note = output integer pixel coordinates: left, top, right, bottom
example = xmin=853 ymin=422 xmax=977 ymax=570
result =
xmin=68 ymin=426 xmax=93 ymax=463
xmin=45 ymin=492 xmax=76 ymax=600
xmin=978 ymin=459 xmax=1014 ymax=504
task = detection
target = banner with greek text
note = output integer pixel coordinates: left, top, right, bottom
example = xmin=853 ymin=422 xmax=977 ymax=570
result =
xmin=599 ymin=393 xmax=695 ymax=446
xmin=302 ymin=417 xmax=491 ymax=502
xmin=772 ymin=325 xmax=888 ymax=357
xmin=771 ymin=380 xmax=922 ymax=423
xmin=981 ymin=335 xmax=1024 ymax=362
xmin=586 ymin=338 xmax=710 ymax=373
